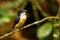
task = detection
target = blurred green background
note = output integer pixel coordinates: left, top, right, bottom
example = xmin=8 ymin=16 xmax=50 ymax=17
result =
xmin=0 ymin=0 xmax=60 ymax=40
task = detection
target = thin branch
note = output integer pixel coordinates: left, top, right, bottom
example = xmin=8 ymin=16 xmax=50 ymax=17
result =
xmin=0 ymin=29 xmax=19 ymax=39
xmin=56 ymin=6 xmax=60 ymax=18
xmin=0 ymin=16 xmax=58 ymax=39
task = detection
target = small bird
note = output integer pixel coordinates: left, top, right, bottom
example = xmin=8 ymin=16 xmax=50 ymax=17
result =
xmin=13 ymin=9 xmax=27 ymax=30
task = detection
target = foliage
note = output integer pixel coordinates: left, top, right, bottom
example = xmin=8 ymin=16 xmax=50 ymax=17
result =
xmin=37 ymin=22 xmax=53 ymax=38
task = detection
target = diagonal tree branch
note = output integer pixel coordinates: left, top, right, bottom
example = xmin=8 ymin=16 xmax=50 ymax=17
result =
xmin=0 ymin=16 xmax=58 ymax=39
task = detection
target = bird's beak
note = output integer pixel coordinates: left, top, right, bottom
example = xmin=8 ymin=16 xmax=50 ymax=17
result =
xmin=24 ymin=10 xmax=28 ymax=12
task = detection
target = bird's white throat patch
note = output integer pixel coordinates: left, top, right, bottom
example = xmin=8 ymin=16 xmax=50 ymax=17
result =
xmin=20 ymin=12 xmax=26 ymax=19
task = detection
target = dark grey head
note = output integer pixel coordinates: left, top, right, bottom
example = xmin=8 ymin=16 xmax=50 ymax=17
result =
xmin=17 ymin=9 xmax=27 ymax=16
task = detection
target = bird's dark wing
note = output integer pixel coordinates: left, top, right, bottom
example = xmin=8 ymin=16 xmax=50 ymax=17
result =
xmin=13 ymin=16 xmax=20 ymax=28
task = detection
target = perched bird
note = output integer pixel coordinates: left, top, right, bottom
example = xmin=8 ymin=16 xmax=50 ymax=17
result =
xmin=13 ymin=9 xmax=27 ymax=30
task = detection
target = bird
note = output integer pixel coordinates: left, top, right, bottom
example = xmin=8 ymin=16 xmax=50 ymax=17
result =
xmin=13 ymin=9 xmax=27 ymax=30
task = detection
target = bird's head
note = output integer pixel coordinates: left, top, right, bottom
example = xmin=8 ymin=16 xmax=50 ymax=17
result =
xmin=17 ymin=9 xmax=27 ymax=16
xmin=17 ymin=9 xmax=27 ymax=20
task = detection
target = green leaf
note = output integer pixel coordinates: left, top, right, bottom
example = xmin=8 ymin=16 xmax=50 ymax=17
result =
xmin=37 ymin=22 xmax=53 ymax=38
xmin=0 ymin=17 xmax=11 ymax=24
